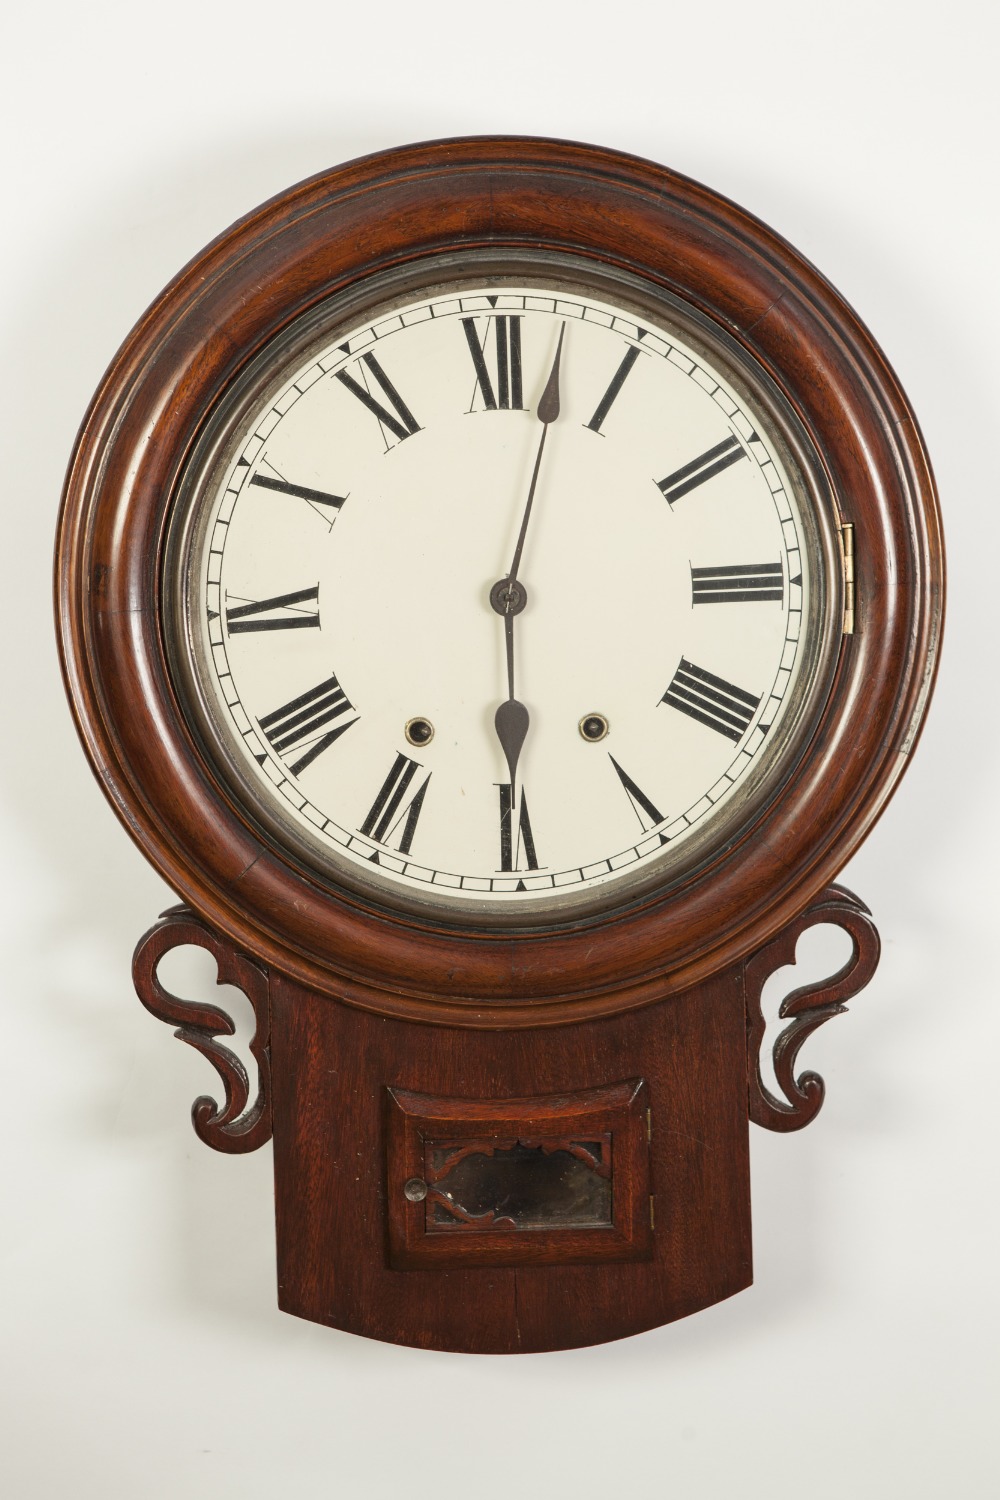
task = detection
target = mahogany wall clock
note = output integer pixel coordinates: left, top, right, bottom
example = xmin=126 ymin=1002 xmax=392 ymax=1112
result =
xmin=56 ymin=137 xmax=943 ymax=1353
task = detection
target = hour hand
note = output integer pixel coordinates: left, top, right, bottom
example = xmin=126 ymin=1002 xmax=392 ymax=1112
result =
xmin=494 ymin=696 xmax=529 ymax=795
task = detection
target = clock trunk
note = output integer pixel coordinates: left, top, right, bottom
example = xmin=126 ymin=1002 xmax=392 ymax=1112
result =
xmin=268 ymin=970 xmax=751 ymax=1353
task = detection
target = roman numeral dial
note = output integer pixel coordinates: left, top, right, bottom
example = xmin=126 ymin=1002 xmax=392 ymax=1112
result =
xmin=192 ymin=281 xmax=811 ymax=909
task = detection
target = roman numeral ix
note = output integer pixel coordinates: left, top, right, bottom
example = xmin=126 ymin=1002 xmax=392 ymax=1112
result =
xmin=691 ymin=562 xmax=783 ymax=604
xmin=462 ymin=315 xmax=523 ymax=410
xmin=360 ymin=753 xmax=430 ymax=855
xmin=661 ymin=659 xmax=760 ymax=742
xmin=258 ymin=674 xmax=357 ymax=775
xmin=499 ymin=785 xmax=539 ymax=875
xmin=226 ymin=585 xmax=320 ymax=634
xmin=335 ymin=352 xmax=421 ymax=445
xmin=657 ymin=434 xmax=746 ymax=505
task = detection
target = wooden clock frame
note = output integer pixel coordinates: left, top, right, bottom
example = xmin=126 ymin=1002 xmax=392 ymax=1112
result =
xmin=56 ymin=137 xmax=943 ymax=1352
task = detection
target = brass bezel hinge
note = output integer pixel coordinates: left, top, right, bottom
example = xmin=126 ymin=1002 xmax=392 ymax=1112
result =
xmin=840 ymin=522 xmax=855 ymax=635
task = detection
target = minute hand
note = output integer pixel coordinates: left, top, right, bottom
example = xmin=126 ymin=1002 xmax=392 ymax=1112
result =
xmin=505 ymin=322 xmax=564 ymax=590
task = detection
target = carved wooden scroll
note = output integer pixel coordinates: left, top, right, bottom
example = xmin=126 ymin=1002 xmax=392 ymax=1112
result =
xmin=745 ymin=884 xmax=881 ymax=1132
xmin=132 ymin=906 xmax=271 ymax=1153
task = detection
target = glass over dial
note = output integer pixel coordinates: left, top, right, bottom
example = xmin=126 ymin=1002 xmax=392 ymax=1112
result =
xmin=172 ymin=269 xmax=836 ymax=921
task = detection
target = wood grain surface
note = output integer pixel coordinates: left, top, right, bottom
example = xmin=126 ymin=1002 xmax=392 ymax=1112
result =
xmin=129 ymin=881 xmax=876 ymax=1350
xmin=270 ymin=966 xmax=751 ymax=1353
xmin=56 ymin=137 xmax=943 ymax=1027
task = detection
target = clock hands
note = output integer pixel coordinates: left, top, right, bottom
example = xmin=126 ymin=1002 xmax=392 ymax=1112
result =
xmin=493 ymin=687 xmax=529 ymax=799
xmin=491 ymin=323 xmax=565 ymax=796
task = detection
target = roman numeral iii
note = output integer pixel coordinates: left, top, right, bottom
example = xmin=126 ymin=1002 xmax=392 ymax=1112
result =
xmin=462 ymin=315 xmax=523 ymax=410
xmin=258 ymin=674 xmax=357 ymax=775
xmin=360 ymin=754 xmax=430 ymax=854
xmin=691 ymin=562 xmax=783 ymax=604
xmin=657 ymin=435 xmax=746 ymax=505
xmin=225 ymin=585 xmax=320 ymax=633
xmin=335 ymin=352 xmax=421 ymax=445
xmin=661 ymin=659 xmax=760 ymax=742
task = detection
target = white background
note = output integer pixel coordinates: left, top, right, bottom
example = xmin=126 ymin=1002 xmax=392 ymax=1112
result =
xmin=2 ymin=2 xmax=996 ymax=1495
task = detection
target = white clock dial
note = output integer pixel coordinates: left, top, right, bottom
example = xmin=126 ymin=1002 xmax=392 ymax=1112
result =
xmin=175 ymin=272 xmax=834 ymax=917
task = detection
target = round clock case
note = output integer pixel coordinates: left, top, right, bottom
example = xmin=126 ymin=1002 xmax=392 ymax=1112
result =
xmin=55 ymin=137 xmax=943 ymax=1029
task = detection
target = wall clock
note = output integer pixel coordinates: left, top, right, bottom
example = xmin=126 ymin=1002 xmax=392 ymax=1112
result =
xmin=56 ymin=137 xmax=943 ymax=1353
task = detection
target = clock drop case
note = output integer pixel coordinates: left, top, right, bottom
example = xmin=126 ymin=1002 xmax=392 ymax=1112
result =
xmin=57 ymin=137 xmax=943 ymax=1352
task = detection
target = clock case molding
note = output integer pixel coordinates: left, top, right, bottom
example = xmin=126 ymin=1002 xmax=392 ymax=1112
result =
xmin=56 ymin=136 xmax=942 ymax=1025
xmin=56 ymin=138 xmax=942 ymax=1351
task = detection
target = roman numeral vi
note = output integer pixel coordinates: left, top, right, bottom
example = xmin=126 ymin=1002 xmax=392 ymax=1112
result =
xmin=499 ymin=785 xmax=539 ymax=874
